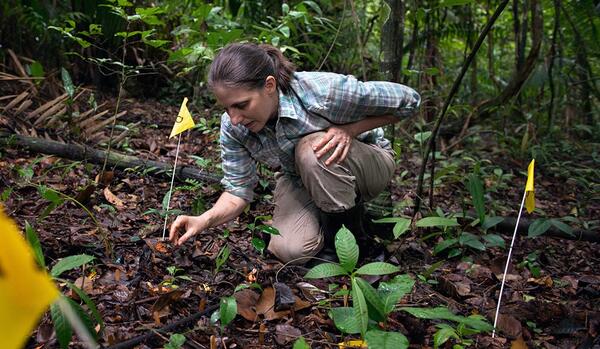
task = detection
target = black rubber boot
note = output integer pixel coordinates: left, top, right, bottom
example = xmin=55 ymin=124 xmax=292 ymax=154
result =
xmin=318 ymin=202 xmax=378 ymax=261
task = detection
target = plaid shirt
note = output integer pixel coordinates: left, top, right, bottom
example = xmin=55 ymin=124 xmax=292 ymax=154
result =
xmin=219 ymin=71 xmax=421 ymax=202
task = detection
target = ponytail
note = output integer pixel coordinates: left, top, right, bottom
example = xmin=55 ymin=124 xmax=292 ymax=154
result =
xmin=208 ymin=43 xmax=296 ymax=95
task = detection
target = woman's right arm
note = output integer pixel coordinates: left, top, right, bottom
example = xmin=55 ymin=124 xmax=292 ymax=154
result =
xmin=169 ymin=191 xmax=248 ymax=245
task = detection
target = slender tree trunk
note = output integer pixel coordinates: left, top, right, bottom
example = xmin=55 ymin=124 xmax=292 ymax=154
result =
xmin=380 ymin=0 xmax=405 ymax=83
xmin=404 ymin=0 xmax=420 ymax=85
xmin=547 ymin=0 xmax=560 ymax=130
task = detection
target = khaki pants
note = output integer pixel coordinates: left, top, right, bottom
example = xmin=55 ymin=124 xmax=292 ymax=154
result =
xmin=267 ymin=132 xmax=395 ymax=263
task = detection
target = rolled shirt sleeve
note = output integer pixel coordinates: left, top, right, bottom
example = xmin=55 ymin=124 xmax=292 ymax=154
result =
xmin=219 ymin=114 xmax=257 ymax=203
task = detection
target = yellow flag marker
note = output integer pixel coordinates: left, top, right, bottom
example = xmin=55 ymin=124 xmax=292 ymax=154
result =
xmin=0 ymin=208 xmax=59 ymax=349
xmin=493 ymin=159 xmax=536 ymax=338
xmin=169 ymin=97 xmax=196 ymax=138
xmin=525 ymin=159 xmax=535 ymax=213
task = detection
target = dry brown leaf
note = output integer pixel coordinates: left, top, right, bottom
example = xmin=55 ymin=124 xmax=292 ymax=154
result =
xmin=256 ymin=287 xmax=311 ymax=321
xmin=103 ymin=187 xmax=124 ymax=209
xmin=510 ymin=336 xmax=528 ymax=349
xmin=233 ymin=289 xmax=260 ymax=321
xmin=527 ymin=276 xmax=553 ymax=287
xmin=487 ymin=311 xmax=522 ymax=339
xmin=274 ymin=324 xmax=301 ymax=346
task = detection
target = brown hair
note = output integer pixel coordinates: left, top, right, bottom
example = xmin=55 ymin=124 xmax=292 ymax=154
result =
xmin=208 ymin=43 xmax=296 ymax=95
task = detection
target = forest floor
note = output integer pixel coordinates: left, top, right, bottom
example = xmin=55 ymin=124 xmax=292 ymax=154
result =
xmin=2 ymin=87 xmax=599 ymax=349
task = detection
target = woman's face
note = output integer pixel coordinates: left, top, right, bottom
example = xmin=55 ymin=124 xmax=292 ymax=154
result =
xmin=213 ymin=76 xmax=279 ymax=133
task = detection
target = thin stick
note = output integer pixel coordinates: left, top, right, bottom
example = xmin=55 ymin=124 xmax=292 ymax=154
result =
xmin=162 ymin=135 xmax=182 ymax=240
xmin=492 ymin=190 xmax=526 ymax=338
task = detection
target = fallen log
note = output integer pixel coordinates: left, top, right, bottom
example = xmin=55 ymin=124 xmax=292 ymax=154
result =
xmin=493 ymin=216 xmax=599 ymax=243
xmin=0 ymin=132 xmax=222 ymax=184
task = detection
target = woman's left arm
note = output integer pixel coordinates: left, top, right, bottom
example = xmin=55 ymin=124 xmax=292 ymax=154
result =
xmin=313 ymin=114 xmax=398 ymax=166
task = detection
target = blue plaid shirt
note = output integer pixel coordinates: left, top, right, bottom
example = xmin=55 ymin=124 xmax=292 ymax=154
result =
xmin=219 ymin=71 xmax=421 ymax=202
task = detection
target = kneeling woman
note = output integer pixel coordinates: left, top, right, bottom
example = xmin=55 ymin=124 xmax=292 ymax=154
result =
xmin=169 ymin=43 xmax=420 ymax=264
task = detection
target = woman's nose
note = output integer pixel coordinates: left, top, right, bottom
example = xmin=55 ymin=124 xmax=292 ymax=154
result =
xmin=229 ymin=110 xmax=243 ymax=126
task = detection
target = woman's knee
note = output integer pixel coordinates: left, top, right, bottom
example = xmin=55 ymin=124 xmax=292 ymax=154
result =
xmin=267 ymin=234 xmax=322 ymax=264
xmin=295 ymin=132 xmax=325 ymax=178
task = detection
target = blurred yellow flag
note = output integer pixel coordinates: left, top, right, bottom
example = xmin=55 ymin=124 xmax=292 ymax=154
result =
xmin=169 ymin=97 xmax=195 ymax=138
xmin=0 ymin=208 xmax=59 ymax=349
xmin=525 ymin=159 xmax=535 ymax=213
xmin=339 ymin=339 xmax=367 ymax=348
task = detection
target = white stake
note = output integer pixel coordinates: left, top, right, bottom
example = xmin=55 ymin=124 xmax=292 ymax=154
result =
xmin=492 ymin=190 xmax=527 ymax=338
xmin=161 ymin=134 xmax=182 ymax=240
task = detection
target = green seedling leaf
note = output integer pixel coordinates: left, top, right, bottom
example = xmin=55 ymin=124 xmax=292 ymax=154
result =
xmin=481 ymin=216 xmax=504 ymax=231
xmin=219 ymin=296 xmax=237 ymax=328
xmin=483 ymin=234 xmax=505 ymax=248
xmin=351 ymin=277 xmax=368 ymax=337
xmin=257 ymin=224 xmax=280 ymax=235
xmin=528 ymin=219 xmax=551 ymax=237
xmin=51 ymin=300 xmax=72 ymax=349
xmin=400 ymin=307 xmax=493 ymax=332
xmin=25 ymin=221 xmax=45 ymax=268
xmin=304 ymin=263 xmax=347 ymax=279
xmin=433 ymin=324 xmax=459 ymax=348
xmin=550 ymin=219 xmax=574 ymax=236
xmin=416 ymin=217 xmax=459 ymax=228
xmin=165 ymin=333 xmax=186 ymax=349
xmin=61 ymin=68 xmax=75 ymax=98
xmin=292 ymin=336 xmax=310 ymax=349
xmin=51 ymin=254 xmax=95 ymax=278
xmin=365 ymin=329 xmax=409 ymax=349
xmin=433 ymin=238 xmax=458 ymax=255
xmin=335 ymin=226 xmax=359 ymax=273
xmin=355 ymin=277 xmax=386 ymax=321
xmin=251 ymin=237 xmax=266 ymax=254
xmin=64 ymin=281 xmax=104 ymax=330
xmin=330 ymin=307 xmax=360 ymax=334
xmin=215 ymin=245 xmax=230 ymax=273
xmin=466 ymin=173 xmax=486 ymax=225
xmin=355 ymin=262 xmax=400 ymax=276
xmin=379 ymin=274 xmax=415 ymax=314
xmin=30 ymin=61 xmax=45 ymax=78
xmin=459 ymin=232 xmax=486 ymax=251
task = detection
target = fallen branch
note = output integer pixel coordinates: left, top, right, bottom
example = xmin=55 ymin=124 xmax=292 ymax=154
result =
xmin=105 ymin=303 xmax=219 ymax=349
xmin=0 ymin=132 xmax=222 ymax=184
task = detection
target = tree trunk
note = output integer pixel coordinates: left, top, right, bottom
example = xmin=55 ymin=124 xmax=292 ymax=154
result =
xmin=380 ymin=0 xmax=405 ymax=83
xmin=475 ymin=0 xmax=542 ymax=119
xmin=0 ymin=132 xmax=222 ymax=184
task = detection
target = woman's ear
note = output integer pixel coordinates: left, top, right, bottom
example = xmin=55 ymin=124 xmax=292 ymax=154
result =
xmin=264 ymin=75 xmax=277 ymax=94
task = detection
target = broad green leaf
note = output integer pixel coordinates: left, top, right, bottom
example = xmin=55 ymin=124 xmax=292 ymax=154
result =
xmin=219 ymin=296 xmax=237 ymax=327
xmin=25 ymin=221 xmax=45 ymax=268
xmin=304 ymin=263 xmax=347 ymax=279
xmin=251 ymin=237 xmax=266 ymax=254
xmin=433 ymin=238 xmax=458 ymax=255
xmin=351 ymin=277 xmax=368 ymax=337
xmin=372 ymin=217 xmax=406 ymax=224
xmin=550 ymin=219 xmax=574 ymax=236
xmin=355 ymin=262 xmax=400 ymax=276
xmin=379 ymin=274 xmax=415 ymax=314
xmin=61 ymin=68 xmax=75 ymax=98
xmin=67 ymin=297 xmax=97 ymax=340
xmin=330 ymin=307 xmax=360 ymax=334
xmin=51 ymin=254 xmax=95 ymax=278
xmin=481 ymin=216 xmax=504 ymax=231
xmin=528 ymin=219 xmax=551 ymax=237
xmin=51 ymin=300 xmax=72 ymax=349
xmin=483 ymin=234 xmax=505 ymax=248
xmin=466 ymin=173 xmax=485 ymax=225
xmin=416 ymin=217 xmax=459 ymax=228
xmin=365 ymin=330 xmax=409 ymax=349
xmin=414 ymin=131 xmax=432 ymax=143
xmin=400 ymin=307 xmax=493 ymax=332
xmin=292 ymin=336 xmax=310 ymax=349
xmin=335 ymin=226 xmax=359 ymax=273
xmin=459 ymin=232 xmax=486 ymax=251
xmin=393 ymin=218 xmax=411 ymax=239
xmin=460 ymin=314 xmax=493 ymax=332
xmin=39 ymin=186 xmax=62 ymax=205
xmin=433 ymin=324 xmax=459 ymax=348
xmin=355 ymin=277 xmax=386 ymax=321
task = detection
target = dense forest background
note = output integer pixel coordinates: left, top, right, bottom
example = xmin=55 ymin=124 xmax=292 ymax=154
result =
xmin=1 ymin=0 xmax=599 ymax=348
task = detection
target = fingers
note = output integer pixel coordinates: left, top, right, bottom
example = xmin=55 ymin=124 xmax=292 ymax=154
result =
xmin=177 ymin=228 xmax=197 ymax=246
xmin=169 ymin=215 xmax=187 ymax=243
xmin=324 ymin=139 xmax=350 ymax=165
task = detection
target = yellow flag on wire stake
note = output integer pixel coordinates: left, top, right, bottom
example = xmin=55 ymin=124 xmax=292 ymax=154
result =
xmin=169 ymin=97 xmax=195 ymax=138
xmin=0 ymin=208 xmax=59 ymax=349
xmin=525 ymin=159 xmax=535 ymax=213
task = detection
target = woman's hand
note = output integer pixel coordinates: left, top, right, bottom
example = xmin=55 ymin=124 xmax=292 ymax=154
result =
xmin=312 ymin=125 xmax=354 ymax=166
xmin=169 ymin=215 xmax=210 ymax=246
